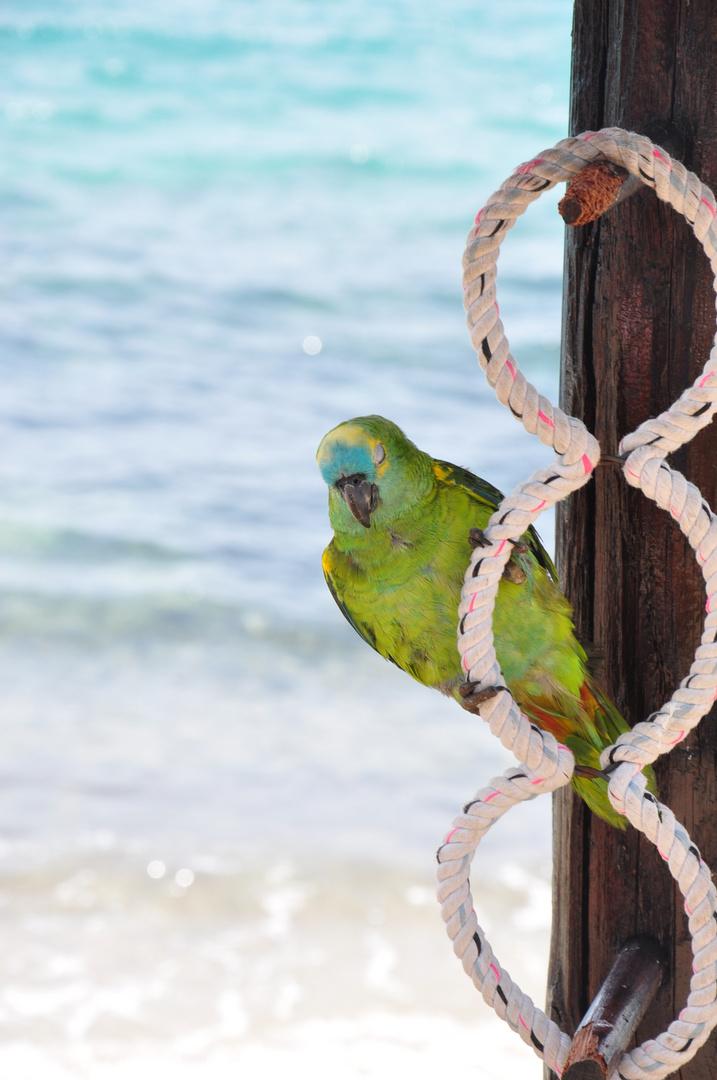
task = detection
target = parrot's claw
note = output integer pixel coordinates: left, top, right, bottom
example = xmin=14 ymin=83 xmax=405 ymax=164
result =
xmin=574 ymin=761 xmax=622 ymax=780
xmin=468 ymin=528 xmax=490 ymax=549
xmin=458 ymin=682 xmax=508 ymax=713
xmin=573 ymin=764 xmax=607 ymax=779
xmin=467 ymin=528 xmax=527 ymax=584
xmin=468 ymin=528 xmax=528 ymax=559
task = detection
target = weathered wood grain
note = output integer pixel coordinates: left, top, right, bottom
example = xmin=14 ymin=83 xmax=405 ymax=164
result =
xmin=547 ymin=3 xmax=717 ymax=1079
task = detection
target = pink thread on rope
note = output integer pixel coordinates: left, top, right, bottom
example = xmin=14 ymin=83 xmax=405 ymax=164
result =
xmin=445 ymin=827 xmax=460 ymax=844
xmin=699 ymin=372 xmax=715 ymax=387
xmin=581 ymin=132 xmax=598 ymax=140
xmin=667 ymin=729 xmax=686 ymax=745
xmin=519 ymin=1015 xmax=529 ymax=1031
xmin=495 ymin=540 xmax=507 ymax=556
xmin=533 ymin=499 xmax=547 ymax=512
xmin=517 ymin=158 xmax=545 ymax=175
xmin=627 ymin=465 xmax=640 ymax=480
xmin=707 ymin=594 xmax=716 ymax=614
xmin=468 ymin=590 xmax=479 ymax=614
xmin=484 ymin=790 xmax=500 ymax=802
xmin=489 ymin=963 xmax=500 ymax=980
xmin=474 ymin=208 xmax=483 ymax=226
xmin=653 ymin=149 xmax=672 ymax=168
xmin=582 ymin=454 xmax=594 ymax=474
xmin=701 ymin=197 xmax=716 ymax=218
xmin=505 ymin=359 xmax=516 ymax=381
xmin=537 ymin=410 xmax=554 ymax=428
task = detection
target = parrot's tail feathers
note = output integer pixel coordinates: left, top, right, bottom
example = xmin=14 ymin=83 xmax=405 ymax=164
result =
xmin=582 ymin=677 xmax=631 ymax=748
xmin=521 ymin=702 xmax=574 ymax=742
xmin=567 ymin=681 xmax=658 ymax=824
xmin=570 ymin=770 xmax=628 ymax=829
xmin=523 ymin=680 xmax=657 ymax=826
xmin=581 ymin=678 xmax=658 ymax=798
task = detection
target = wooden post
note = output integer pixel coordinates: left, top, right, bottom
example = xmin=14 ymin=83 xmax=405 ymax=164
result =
xmin=547 ymin=3 xmax=717 ymax=1079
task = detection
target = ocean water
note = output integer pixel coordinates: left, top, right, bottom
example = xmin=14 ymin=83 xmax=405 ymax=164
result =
xmin=0 ymin=1 xmax=573 ymax=1076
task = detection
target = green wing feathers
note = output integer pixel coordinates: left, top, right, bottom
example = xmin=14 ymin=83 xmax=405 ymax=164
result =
xmin=322 ymin=546 xmax=379 ymax=654
xmin=433 ymin=458 xmax=558 ymax=582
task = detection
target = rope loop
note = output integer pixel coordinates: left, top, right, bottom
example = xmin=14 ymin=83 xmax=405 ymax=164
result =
xmin=440 ymin=128 xmax=717 ymax=1080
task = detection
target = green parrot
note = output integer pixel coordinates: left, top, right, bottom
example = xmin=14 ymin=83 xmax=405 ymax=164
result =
xmin=317 ymin=414 xmax=653 ymax=828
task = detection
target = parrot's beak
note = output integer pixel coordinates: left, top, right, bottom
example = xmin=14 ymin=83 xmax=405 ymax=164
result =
xmin=336 ymin=475 xmax=379 ymax=528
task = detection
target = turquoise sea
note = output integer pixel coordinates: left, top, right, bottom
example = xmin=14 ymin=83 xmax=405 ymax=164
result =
xmin=0 ymin=2 xmax=573 ymax=1076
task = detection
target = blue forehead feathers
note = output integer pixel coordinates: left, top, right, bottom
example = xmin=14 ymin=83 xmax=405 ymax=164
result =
xmin=318 ymin=440 xmax=374 ymax=486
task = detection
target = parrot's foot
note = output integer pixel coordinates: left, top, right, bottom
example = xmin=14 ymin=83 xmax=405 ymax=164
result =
xmin=502 ymin=561 xmax=527 ymax=584
xmin=468 ymin=527 xmax=491 ymax=549
xmin=573 ymin=764 xmax=607 ymax=779
xmin=468 ymin=529 xmax=528 ymax=583
xmin=458 ymin=681 xmax=508 ymax=713
xmin=468 ymin=527 xmax=529 ymax=554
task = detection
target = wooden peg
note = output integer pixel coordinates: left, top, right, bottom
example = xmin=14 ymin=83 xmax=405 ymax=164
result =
xmin=558 ymin=124 xmax=686 ymax=228
xmin=563 ymin=935 xmax=667 ymax=1079
xmin=558 ymin=162 xmax=639 ymax=226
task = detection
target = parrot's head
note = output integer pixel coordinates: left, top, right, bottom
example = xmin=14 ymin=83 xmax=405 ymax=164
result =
xmin=316 ymin=415 xmax=433 ymax=531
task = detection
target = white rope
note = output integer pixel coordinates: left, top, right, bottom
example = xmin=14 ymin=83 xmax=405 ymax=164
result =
xmin=437 ymin=128 xmax=717 ymax=1080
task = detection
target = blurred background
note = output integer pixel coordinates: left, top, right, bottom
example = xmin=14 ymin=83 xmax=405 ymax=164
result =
xmin=0 ymin=1 xmax=572 ymax=1076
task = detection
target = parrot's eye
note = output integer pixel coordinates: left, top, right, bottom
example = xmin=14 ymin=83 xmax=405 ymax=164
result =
xmin=373 ymin=442 xmax=386 ymax=465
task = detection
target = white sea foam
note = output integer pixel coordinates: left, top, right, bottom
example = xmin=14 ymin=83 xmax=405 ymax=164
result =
xmin=0 ymin=848 xmax=550 ymax=1077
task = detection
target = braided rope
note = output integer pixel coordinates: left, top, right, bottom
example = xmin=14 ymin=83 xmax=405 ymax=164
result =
xmin=437 ymin=129 xmax=717 ymax=1080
